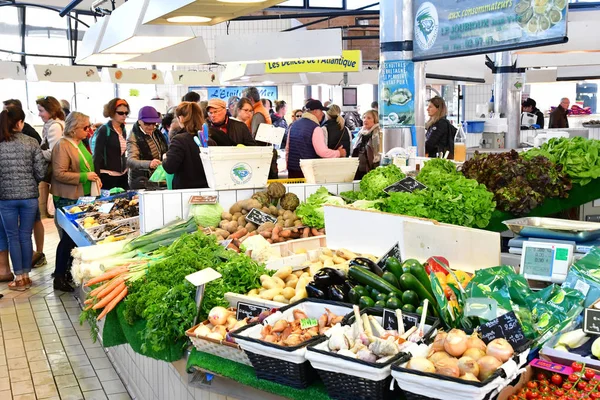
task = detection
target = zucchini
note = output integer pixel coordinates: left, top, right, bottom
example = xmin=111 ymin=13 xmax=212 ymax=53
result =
xmin=348 ymin=266 xmax=404 ymax=298
xmin=399 ymin=272 xmax=439 ymax=317
xmin=382 ymin=271 xmax=401 ymax=290
xmin=409 ymin=263 xmax=435 ymax=298
xmin=385 ymin=257 xmax=404 ymax=281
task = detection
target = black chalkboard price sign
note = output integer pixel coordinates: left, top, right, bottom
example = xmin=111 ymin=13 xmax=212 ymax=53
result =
xmin=378 ymin=242 xmax=402 ymax=270
xmin=236 ymin=302 xmax=269 ymax=320
xmin=583 ymin=308 xmax=600 ymax=335
xmin=382 ymin=308 xmax=419 ymax=331
xmin=477 ymin=311 xmax=527 ymax=349
xmin=245 ymin=208 xmax=277 ymax=226
xmin=383 ymin=177 xmax=428 ymax=194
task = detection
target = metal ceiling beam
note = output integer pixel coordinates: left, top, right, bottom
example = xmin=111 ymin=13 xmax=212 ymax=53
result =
xmin=234 ymin=8 xmax=379 ymax=21
xmin=284 ymin=2 xmax=378 ymax=31
xmin=59 ymin=0 xmax=83 ymax=17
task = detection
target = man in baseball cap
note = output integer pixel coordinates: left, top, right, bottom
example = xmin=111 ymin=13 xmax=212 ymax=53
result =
xmin=127 ymin=105 xmax=168 ymax=189
xmin=206 ymin=98 xmax=256 ymax=146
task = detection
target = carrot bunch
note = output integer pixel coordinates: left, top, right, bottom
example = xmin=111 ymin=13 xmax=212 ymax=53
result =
xmin=83 ymin=264 xmax=145 ymax=320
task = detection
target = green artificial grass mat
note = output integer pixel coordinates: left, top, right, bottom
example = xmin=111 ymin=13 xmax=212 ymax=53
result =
xmin=484 ymin=179 xmax=600 ymax=232
xmin=186 ymin=348 xmax=331 ymax=400
xmin=102 ymin=302 xmax=186 ymax=362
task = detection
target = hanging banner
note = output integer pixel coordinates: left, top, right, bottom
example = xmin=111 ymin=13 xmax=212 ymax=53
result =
xmin=188 ymin=86 xmax=278 ymax=103
xmin=264 ymin=50 xmax=362 ymax=74
xmin=413 ymin=0 xmax=568 ymax=61
xmin=380 ymin=60 xmax=415 ymax=128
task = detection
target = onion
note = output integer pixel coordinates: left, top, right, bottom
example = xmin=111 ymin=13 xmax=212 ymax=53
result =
xmin=432 ymin=331 xmax=447 ymax=352
xmin=463 ymin=348 xmax=486 ymax=362
xmin=428 ymin=351 xmax=451 ymax=364
xmin=460 ymin=373 xmax=480 ymax=382
xmin=486 ymin=338 xmax=514 ymax=363
xmin=208 ymin=306 xmax=232 ymax=326
xmin=466 ymin=333 xmax=487 ymax=351
xmin=444 ymin=329 xmax=468 ymax=357
xmin=434 ymin=357 xmax=460 ymax=378
xmin=477 ymin=356 xmax=502 ymax=381
xmin=458 ymin=356 xmax=480 ymax=377
xmin=193 ymin=324 xmax=212 ymax=337
xmin=407 ymin=357 xmax=436 ymax=373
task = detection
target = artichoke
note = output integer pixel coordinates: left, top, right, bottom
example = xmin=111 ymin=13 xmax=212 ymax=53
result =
xmin=251 ymin=191 xmax=270 ymax=207
xmin=280 ymin=193 xmax=300 ymax=211
xmin=267 ymin=182 xmax=286 ymax=203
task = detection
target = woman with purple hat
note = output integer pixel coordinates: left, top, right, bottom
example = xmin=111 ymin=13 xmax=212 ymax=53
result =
xmin=127 ymin=106 xmax=168 ymax=189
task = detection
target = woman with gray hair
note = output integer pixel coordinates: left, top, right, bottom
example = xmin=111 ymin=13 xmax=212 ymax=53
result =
xmin=322 ymin=104 xmax=351 ymax=156
xmin=51 ymin=111 xmax=101 ymax=292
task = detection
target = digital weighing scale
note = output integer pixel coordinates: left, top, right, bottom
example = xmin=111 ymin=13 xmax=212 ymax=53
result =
xmin=520 ymin=241 xmax=573 ymax=283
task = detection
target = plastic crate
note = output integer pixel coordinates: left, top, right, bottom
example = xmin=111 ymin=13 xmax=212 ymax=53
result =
xmin=300 ymin=158 xmax=359 ymax=184
xmin=200 ymin=147 xmax=273 ymax=190
xmin=84 ymin=217 xmax=139 ymax=242
xmin=464 ymin=121 xmax=485 ymax=133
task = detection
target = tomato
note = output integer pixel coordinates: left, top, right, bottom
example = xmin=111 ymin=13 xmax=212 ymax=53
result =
xmin=563 ymin=383 xmax=573 ymax=390
xmin=573 ymin=363 xmax=584 ymax=373
xmin=585 ymin=369 xmax=596 ymax=380
xmin=589 ymin=393 xmax=600 ymax=399
xmin=591 ymin=379 xmax=600 ymax=386
xmin=541 ymin=386 xmax=551 ymax=393
xmin=585 ymin=385 xmax=595 ymax=392
xmin=578 ymin=381 xmax=588 ymax=390
xmin=529 ymin=382 xmax=540 ymax=389
xmin=555 ymin=389 xmax=565 ymax=396
xmin=538 ymin=373 xmax=549 ymax=380
xmin=541 ymin=380 xmax=551 ymax=387
xmin=553 ymin=375 xmax=564 ymax=386
xmin=569 ymin=374 xmax=580 ymax=383
xmin=527 ymin=391 xmax=541 ymax=400
xmin=509 ymin=395 xmax=521 ymax=400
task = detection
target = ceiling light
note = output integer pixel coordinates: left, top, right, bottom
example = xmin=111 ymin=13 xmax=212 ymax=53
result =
xmin=167 ymin=16 xmax=211 ymax=23
xmin=217 ymin=0 xmax=266 ymax=3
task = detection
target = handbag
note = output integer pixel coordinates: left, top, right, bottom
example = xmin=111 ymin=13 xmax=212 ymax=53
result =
xmin=90 ymin=181 xmax=101 ymax=197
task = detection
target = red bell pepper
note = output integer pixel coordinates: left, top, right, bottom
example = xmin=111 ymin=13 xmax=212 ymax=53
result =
xmin=424 ymin=256 xmax=450 ymax=275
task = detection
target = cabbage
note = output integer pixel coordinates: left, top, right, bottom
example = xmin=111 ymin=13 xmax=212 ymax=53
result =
xmin=189 ymin=203 xmax=224 ymax=228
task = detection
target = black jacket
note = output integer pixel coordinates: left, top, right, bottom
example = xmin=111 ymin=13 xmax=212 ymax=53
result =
xmin=22 ymin=123 xmax=41 ymax=145
xmin=127 ymin=123 xmax=168 ymax=189
xmin=425 ymin=117 xmax=455 ymax=159
xmin=208 ymin=117 xmax=257 ymax=146
xmin=93 ymin=122 xmax=128 ymax=174
xmin=549 ymin=105 xmax=569 ymax=129
xmin=162 ymin=132 xmax=208 ymax=190
xmin=533 ymin=108 xmax=545 ymax=129
xmin=324 ymin=119 xmax=351 ymax=155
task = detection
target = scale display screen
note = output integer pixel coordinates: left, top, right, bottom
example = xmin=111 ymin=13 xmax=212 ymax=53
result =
xmin=523 ymin=247 xmax=554 ymax=277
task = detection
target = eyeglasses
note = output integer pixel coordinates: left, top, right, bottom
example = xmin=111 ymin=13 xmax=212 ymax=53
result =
xmin=115 ymin=111 xmax=129 ymax=116
xmin=141 ymin=122 xmax=157 ymax=127
xmin=295 ymin=114 xmax=302 ymax=118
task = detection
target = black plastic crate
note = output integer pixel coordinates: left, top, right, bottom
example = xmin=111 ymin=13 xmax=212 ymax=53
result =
xmin=244 ymin=351 xmax=318 ymax=389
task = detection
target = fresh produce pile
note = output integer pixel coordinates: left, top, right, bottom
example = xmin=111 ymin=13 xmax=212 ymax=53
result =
xmin=296 ymin=187 xmax=345 ymax=229
xmin=192 ymin=307 xmax=250 ymax=342
xmin=525 ymin=137 xmax=600 ymax=186
xmin=258 ymin=307 xmax=344 ymax=347
xmin=322 ymin=306 xmax=429 ymax=362
xmin=510 ymin=362 xmax=600 ymax=400
xmin=70 ymin=196 xmax=139 ymax=219
xmin=407 ymin=329 xmax=515 ymax=383
xmin=461 ymin=149 xmax=571 ymax=215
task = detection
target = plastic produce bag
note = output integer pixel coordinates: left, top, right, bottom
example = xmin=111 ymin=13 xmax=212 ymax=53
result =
xmin=150 ymin=165 xmax=167 ymax=182
xmin=562 ymin=247 xmax=600 ymax=307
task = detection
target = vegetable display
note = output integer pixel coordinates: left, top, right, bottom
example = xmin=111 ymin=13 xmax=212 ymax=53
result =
xmin=509 ymin=364 xmax=600 ymax=400
xmin=359 ymin=164 xmax=406 ymax=200
xmin=525 ymin=136 xmax=600 ymax=186
xmin=192 ymin=307 xmax=249 ymax=342
xmin=461 ymin=150 xmax=571 ymax=215
xmin=295 ymin=187 xmax=345 ymax=229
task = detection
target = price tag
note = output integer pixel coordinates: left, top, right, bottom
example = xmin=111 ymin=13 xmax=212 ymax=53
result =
xmin=583 ymin=308 xmax=600 ymax=335
xmin=185 ymin=268 xmax=222 ymax=287
xmin=255 ymin=123 xmax=285 ymax=145
xmin=245 ymin=208 xmax=277 ymax=226
xmin=382 ymin=308 xmax=418 ymax=331
xmin=189 ymin=195 xmax=217 ymax=205
xmin=377 ymin=242 xmax=402 ymax=271
xmin=477 ymin=311 xmax=527 ymax=349
xmin=76 ymin=196 xmax=96 ymax=205
xmin=219 ymin=239 xmax=233 ymax=248
xmin=383 ymin=177 xmax=427 ymax=194
xmin=97 ymin=202 xmax=115 ymax=214
xmin=300 ymin=318 xmax=318 ymax=329
xmin=236 ymin=302 xmax=269 ymax=321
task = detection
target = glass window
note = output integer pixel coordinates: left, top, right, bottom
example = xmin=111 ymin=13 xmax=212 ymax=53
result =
xmin=25 ymin=7 xmax=70 ymax=64
xmin=275 ymin=0 xmax=304 ymax=7
xmin=347 ymin=0 xmax=380 ymax=10
xmin=309 ymin=0 xmax=343 ymax=7
xmin=0 ymin=7 xmax=22 ymax=61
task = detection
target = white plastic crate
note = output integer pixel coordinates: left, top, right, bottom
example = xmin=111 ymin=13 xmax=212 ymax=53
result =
xmin=300 ymin=158 xmax=359 ymax=184
xmin=200 ymin=147 xmax=273 ymax=190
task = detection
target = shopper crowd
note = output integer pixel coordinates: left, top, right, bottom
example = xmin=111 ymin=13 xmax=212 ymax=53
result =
xmin=0 ymin=89 xmax=379 ymax=294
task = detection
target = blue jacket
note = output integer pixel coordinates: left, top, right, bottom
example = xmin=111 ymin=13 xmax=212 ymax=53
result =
xmin=287 ymin=117 xmax=319 ymax=172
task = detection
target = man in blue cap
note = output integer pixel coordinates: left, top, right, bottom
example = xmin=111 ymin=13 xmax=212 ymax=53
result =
xmin=127 ymin=106 xmax=168 ymax=189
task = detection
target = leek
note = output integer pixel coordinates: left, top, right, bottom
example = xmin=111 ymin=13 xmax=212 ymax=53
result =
xmin=556 ymin=329 xmax=589 ymax=349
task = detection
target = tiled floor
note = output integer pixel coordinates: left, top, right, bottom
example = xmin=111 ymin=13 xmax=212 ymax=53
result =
xmin=0 ymin=218 xmax=132 ymax=400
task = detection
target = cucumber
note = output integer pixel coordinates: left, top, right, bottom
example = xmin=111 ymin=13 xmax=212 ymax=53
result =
xmin=409 ymin=263 xmax=435 ymax=298
xmin=399 ymin=272 xmax=439 ymax=317
xmin=402 ymin=290 xmax=419 ymax=307
xmin=385 ymin=257 xmax=404 ymax=281
xmin=359 ymin=296 xmax=375 ymax=309
xmin=386 ymin=297 xmax=403 ymax=310
xmin=382 ymin=271 xmax=401 ymax=290
xmin=402 ymin=304 xmax=416 ymax=313
xmin=348 ymin=266 xmax=404 ymax=298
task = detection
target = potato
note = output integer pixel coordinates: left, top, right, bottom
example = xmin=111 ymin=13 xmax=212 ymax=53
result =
xmin=230 ymin=202 xmax=243 ymax=214
xmin=227 ymin=221 xmax=239 ymax=234
xmin=282 ymin=287 xmax=295 ymax=300
xmin=237 ymin=216 xmax=246 ymax=227
xmin=278 ymin=209 xmax=285 ymax=216
xmin=257 ymin=222 xmax=275 ymax=233
xmin=332 ymin=255 xmax=346 ymax=264
xmin=272 ymin=276 xmax=286 ymax=289
xmin=300 ymin=272 xmax=311 ymax=279
xmin=241 ymin=209 xmax=248 ymax=215
xmin=293 ymin=270 xmax=304 ymax=278
xmin=215 ymin=228 xmax=230 ymax=239
xmin=319 ymin=254 xmax=333 ymax=263
xmin=245 ymin=222 xmax=257 ymax=232
xmin=221 ymin=212 xmax=233 ymax=221
xmin=273 ymin=295 xmax=287 ymax=304
xmin=261 ymin=206 xmax=271 ymax=214
xmin=259 ymin=274 xmax=271 ymax=283
xmin=246 ymin=199 xmax=262 ymax=210
xmin=247 ymin=288 xmax=259 ymax=296
xmin=274 ymin=266 xmax=292 ymax=280
xmin=232 ymin=212 xmax=243 ymax=221
xmin=336 ymin=248 xmax=358 ymax=260
xmin=259 ymin=288 xmax=281 ymax=300
xmin=309 ymin=262 xmax=324 ymax=276
xmin=294 ymin=220 xmax=304 ymax=227
xmin=324 ymin=259 xmax=334 ymax=268
xmin=262 ymin=277 xmax=279 ymax=290
xmin=219 ymin=220 xmax=228 ymax=230
xmin=285 ymin=277 xmax=298 ymax=288
xmin=321 ymin=248 xmax=333 ymax=257
xmin=282 ymin=210 xmax=294 ymax=220
xmin=269 ymin=205 xmax=279 ymax=215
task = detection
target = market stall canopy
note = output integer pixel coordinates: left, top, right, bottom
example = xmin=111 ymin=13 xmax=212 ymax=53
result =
xmin=123 ymin=37 xmax=211 ymax=65
xmin=142 ymin=0 xmax=287 ymax=26
xmin=425 ymin=55 xmax=487 ymax=83
xmin=75 ymin=16 xmax=141 ymax=65
xmin=165 ymin=70 xmax=221 ymax=86
xmin=214 ymin=29 xmax=343 ymax=64
xmin=557 ymin=66 xmax=600 ymax=81
xmin=101 ymin=68 xmax=165 ymax=84
xmin=0 ymin=61 xmax=26 ymax=81
xmin=27 ymin=65 xmax=100 ymax=83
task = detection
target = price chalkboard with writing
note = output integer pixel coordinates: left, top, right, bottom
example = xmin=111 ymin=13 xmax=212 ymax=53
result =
xmin=583 ymin=308 xmax=600 ymax=335
xmin=477 ymin=311 xmax=527 ymax=349
xmin=378 ymin=242 xmax=402 ymax=270
xmin=236 ymin=302 xmax=269 ymax=321
xmin=245 ymin=208 xmax=277 ymax=226
xmin=383 ymin=177 xmax=428 ymax=194
xmin=382 ymin=308 xmax=419 ymax=331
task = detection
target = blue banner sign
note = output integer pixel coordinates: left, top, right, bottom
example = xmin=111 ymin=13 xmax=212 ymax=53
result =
xmin=189 ymin=86 xmax=278 ymax=102
xmin=380 ymin=60 xmax=415 ymax=128
xmin=413 ymin=0 xmax=568 ymax=61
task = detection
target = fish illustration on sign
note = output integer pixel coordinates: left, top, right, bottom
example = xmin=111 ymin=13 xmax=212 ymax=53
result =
xmin=232 ymin=166 xmax=249 ymax=180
